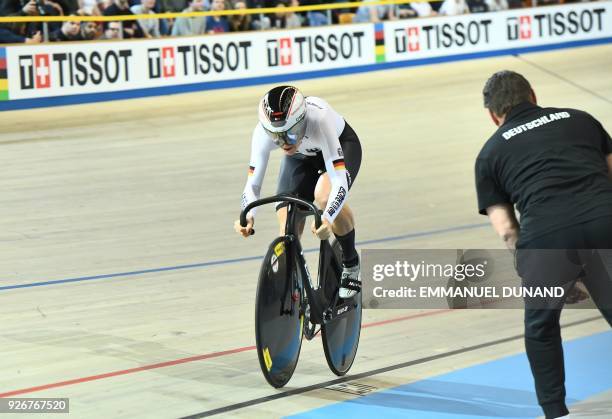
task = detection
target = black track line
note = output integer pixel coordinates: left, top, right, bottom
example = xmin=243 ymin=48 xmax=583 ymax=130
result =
xmin=514 ymin=54 xmax=612 ymax=106
xmin=179 ymin=315 xmax=604 ymax=418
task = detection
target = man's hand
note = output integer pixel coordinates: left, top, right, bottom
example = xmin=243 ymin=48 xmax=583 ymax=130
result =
xmin=486 ymin=204 xmax=520 ymax=250
xmin=566 ymin=279 xmax=590 ymax=304
xmin=26 ymin=31 xmax=42 ymax=43
xmin=312 ymin=218 xmax=332 ymax=240
xmin=234 ymin=216 xmax=254 ymax=237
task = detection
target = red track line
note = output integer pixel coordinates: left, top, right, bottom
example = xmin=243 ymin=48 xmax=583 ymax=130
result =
xmin=0 ymin=346 xmax=255 ymax=398
xmin=361 ymin=309 xmax=453 ymax=329
xmin=0 ymin=309 xmax=452 ymax=398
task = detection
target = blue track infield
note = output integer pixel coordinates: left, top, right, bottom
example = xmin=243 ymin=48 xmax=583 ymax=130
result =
xmin=286 ymin=330 xmax=612 ymax=419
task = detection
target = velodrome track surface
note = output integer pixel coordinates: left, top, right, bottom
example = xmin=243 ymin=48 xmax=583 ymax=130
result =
xmin=1 ymin=44 xmax=611 ymax=418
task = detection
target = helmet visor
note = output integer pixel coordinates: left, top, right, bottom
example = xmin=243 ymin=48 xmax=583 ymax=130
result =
xmin=265 ymin=115 xmax=306 ymax=147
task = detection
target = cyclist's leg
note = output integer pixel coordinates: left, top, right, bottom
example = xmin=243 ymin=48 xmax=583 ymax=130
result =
xmin=314 ymin=174 xmax=358 ymax=263
xmin=315 ymin=173 xmax=360 ymax=298
xmin=276 ymin=154 xmax=319 ymax=237
xmin=277 ymin=208 xmax=306 ymax=237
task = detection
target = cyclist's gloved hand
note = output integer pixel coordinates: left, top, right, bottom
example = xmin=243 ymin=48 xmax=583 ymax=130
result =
xmin=312 ymin=218 xmax=332 ymax=240
xmin=235 ymin=216 xmax=254 ymax=238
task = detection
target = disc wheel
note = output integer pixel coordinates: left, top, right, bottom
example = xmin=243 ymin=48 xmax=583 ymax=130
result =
xmin=254 ymin=237 xmax=304 ymax=388
xmin=321 ymin=240 xmax=362 ymax=376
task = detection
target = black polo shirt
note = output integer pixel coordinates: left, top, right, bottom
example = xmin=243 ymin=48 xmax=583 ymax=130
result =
xmin=475 ymin=102 xmax=612 ymax=245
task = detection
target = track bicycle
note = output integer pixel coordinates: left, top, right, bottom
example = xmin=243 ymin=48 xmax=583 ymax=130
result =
xmin=240 ymin=194 xmax=362 ymax=388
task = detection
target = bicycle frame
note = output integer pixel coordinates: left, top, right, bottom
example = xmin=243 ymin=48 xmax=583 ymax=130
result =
xmin=245 ymin=194 xmax=362 ymax=385
xmin=241 ymin=194 xmax=348 ymax=325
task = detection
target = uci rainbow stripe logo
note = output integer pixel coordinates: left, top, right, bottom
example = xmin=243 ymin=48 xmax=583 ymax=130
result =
xmin=0 ymin=48 xmax=8 ymax=101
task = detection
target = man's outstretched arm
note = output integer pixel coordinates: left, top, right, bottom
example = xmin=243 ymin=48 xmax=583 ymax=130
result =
xmin=487 ymin=203 xmax=520 ymax=250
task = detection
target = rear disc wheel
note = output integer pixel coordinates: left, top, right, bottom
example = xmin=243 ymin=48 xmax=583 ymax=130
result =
xmin=321 ymin=240 xmax=362 ymax=376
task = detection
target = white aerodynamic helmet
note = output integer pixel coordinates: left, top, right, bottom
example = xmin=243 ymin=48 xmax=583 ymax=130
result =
xmin=258 ymin=85 xmax=307 ymax=146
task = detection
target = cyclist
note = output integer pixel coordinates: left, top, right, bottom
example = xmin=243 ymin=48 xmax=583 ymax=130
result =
xmin=234 ymin=85 xmax=363 ymax=298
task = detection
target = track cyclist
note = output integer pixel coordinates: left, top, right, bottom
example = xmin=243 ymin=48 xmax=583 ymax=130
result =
xmin=234 ymin=85 xmax=363 ymax=298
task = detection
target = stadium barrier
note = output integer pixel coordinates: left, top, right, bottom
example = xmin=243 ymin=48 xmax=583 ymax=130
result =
xmin=0 ymin=1 xmax=610 ymax=110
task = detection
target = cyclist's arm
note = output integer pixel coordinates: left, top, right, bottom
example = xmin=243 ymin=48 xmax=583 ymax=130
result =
xmin=319 ymin=115 xmax=349 ymax=224
xmin=241 ymin=125 xmax=275 ymax=219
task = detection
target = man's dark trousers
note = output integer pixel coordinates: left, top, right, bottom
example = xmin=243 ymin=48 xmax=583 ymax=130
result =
xmin=517 ymin=216 xmax=612 ymax=419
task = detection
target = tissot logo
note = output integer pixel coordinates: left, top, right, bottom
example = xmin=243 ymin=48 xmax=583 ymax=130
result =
xmin=267 ymin=38 xmax=292 ymax=67
xmin=507 ymin=16 xmax=532 ymax=40
xmin=394 ymin=20 xmax=491 ymax=53
xmin=19 ymin=54 xmax=51 ymax=89
xmin=507 ymin=8 xmax=605 ymax=41
xmin=267 ymin=32 xmax=365 ymax=67
xmin=18 ymin=50 xmax=133 ymax=90
xmin=149 ymin=47 xmax=176 ymax=78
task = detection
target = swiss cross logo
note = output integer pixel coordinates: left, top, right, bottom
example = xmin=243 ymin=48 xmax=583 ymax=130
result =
xmin=407 ymin=27 xmax=419 ymax=52
xmin=393 ymin=27 xmax=422 ymax=54
xmin=519 ymin=16 xmax=532 ymax=39
xmin=147 ymin=47 xmax=177 ymax=79
xmin=18 ymin=54 xmax=51 ymax=90
xmin=161 ymin=47 xmax=175 ymax=78
xmin=35 ymin=54 xmax=51 ymax=89
xmin=279 ymin=38 xmax=292 ymax=66
xmin=266 ymin=38 xmax=293 ymax=67
xmin=507 ymin=16 xmax=533 ymax=41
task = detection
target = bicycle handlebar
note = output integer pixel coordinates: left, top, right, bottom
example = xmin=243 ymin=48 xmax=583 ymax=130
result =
xmin=240 ymin=194 xmax=322 ymax=231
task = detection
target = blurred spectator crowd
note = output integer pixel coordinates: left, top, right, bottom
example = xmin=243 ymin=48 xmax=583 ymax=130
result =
xmin=0 ymin=0 xmax=589 ymax=43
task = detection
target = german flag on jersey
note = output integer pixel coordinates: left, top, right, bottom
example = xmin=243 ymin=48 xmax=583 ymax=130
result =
xmin=332 ymin=159 xmax=346 ymax=171
xmin=248 ymin=165 xmax=255 ymax=176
